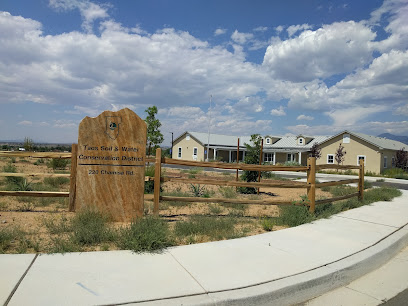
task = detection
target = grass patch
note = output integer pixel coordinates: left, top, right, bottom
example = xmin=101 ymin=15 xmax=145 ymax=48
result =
xmin=0 ymin=226 xmax=33 ymax=253
xmin=118 ymin=216 xmax=173 ymax=253
xmin=43 ymin=215 xmax=72 ymax=234
xmin=218 ymin=186 xmax=237 ymax=199
xmin=43 ymin=177 xmax=70 ymax=188
xmin=208 ymin=204 xmax=223 ymax=215
xmin=260 ymin=217 xmax=276 ymax=231
xmin=174 ymin=215 xmax=237 ymax=241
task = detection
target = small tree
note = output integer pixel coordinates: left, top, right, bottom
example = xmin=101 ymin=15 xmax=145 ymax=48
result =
xmin=395 ymin=148 xmax=408 ymax=169
xmin=335 ymin=143 xmax=347 ymax=167
xmin=309 ymin=143 xmax=321 ymax=159
xmin=145 ymin=106 xmax=164 ymax=156
xmin=23 ymin=137 xmax=34 ymax=151
xmin=239 ymin=134 xmax=262 ymax=194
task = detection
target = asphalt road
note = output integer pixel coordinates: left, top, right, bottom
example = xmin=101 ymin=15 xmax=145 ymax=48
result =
xmin=162 ymin=164 xmax=408 ymax=190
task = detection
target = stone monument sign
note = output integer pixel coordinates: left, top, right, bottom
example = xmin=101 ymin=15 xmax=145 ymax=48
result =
xmin=74 ymin=108 xmax=146 ymax=221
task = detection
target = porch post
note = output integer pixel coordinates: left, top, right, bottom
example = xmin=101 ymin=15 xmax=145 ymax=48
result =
xmin=243 ymin=151 xmax=245 ymax=161
xmin=273 ymin=152 xmax=276 ymax=165
xmin=298 ymin=151 xmax=302 ymax=164
xmin=229 ymin=150 xmax=232 ymax=163
xmin=214 ymin=148 xmax=217 ymax=160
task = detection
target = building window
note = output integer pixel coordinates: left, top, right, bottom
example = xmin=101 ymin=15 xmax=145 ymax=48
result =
xmin=264 ymin=153 xmax=274 ymax=163
xmin=327 ymin=154 xmax=334 ymax=164
xmin=193 ymin=147 xmax=197 ymax=156
xmin=384 ymin=156 xmax=388 ymax=168
xmin=265 ymin=138 xmax=271 ymax=144
xmin=343 ymin=134 xmax=350 ymax=144
xmin=299 ymin=138 xmax=304 ymax=145
xmin=186 ymin=134 xmax=190 ymax=140
xmin=287 ymin=153 xmax=295 ymax=162
xmin=178 ymin=147 xmax=182 ymax=158
xmin=357 ymin=155 xmax=366 ymax=166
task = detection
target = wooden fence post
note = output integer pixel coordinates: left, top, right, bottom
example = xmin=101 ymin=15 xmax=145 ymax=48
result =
xmin=358 ymin=158 xmax=364 ymax=201
xmin=307 ymin=157 xmax=316 ymax=213
xmin=236 ymin=138 xmax=240 ymax=191
xmin=153 ymin=148 xmax=162 ymax=215
xmin=68 ymin=144 xmax=78 ymax=212
xmin=257 ymin=139 xmax=264 ymax=194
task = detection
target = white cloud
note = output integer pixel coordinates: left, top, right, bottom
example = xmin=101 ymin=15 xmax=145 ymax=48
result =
xmin=253 ymin=26 xmax=268 ymax=32
xmin=231 ymin=30 xmax=254 ymax=44
xmin=18 ymin=120 xmax=33 ymax=126
xmin=297 ymin=115 xmax=314 ymax=121
xmin=49 ymin=0 xmax=109 ymax=33
xmin=214 ymin=28 xmax=227 ymax=36
xmin=275 ymin=25 xmax=284 ymax=33
xmin=270 ymin=106 xmax=286 ymax=116
xmin=286 ymin=23 xmax=312 ymax=37
xmin=263 ymin=21 xmax=376 ymax=82
xmin=325 ymin=105 xmax=388 ymax=126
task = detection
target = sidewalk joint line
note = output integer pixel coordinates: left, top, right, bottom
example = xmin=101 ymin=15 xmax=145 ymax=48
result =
xmin=169 ymin=252 xmax=208 ymax=293
xmin=4 ymin=253 xmax=38 ymax=306
xmin=333 ymin=215 xmax=400 ymax=228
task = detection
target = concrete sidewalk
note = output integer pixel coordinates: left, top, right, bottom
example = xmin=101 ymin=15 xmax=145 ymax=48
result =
xmin=1 ymin=191 xmax=408 ymax=306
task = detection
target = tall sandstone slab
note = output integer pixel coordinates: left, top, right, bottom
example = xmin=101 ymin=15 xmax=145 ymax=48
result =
xmin=74 ymin=108 xmax=146 ymax=221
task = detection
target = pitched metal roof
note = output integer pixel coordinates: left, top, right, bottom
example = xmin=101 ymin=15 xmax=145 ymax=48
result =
xmin=320 ymin=130 xmax=407 ymax=151
xmin=181 ymin=131 xmax=329 ymax=150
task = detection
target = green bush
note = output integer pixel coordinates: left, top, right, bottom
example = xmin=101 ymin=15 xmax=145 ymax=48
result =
xmin=2 ymin=163 xmax=24 ymax=186
xmin=118 ymin=216 xmax=172 ymax=252
xmin=260 ymin=218 xmax=275 ymax=231
xmin=71 ymin=207 xmax=115 ymax=245
xmin=383 ymin=168 xmax=408 ymax=180
xmin=189 ymin=184 xmax=206 ymax=197
xmin=44 ymin=177 xmax=70 ymax=188
xmin=278 ymin=205 xmax=314 ymax=227
xmin=219 ymin=186 xmax=237 ymax=199
xmin=47 ymin=158 xmax=69 ymax=170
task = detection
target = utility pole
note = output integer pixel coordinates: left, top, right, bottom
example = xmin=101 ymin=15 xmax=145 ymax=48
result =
xmin=206 ymin=95 xmax=212 ymax=161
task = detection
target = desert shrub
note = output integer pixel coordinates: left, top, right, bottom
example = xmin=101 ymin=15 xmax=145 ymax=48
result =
xmin=189 ymin=184 xmax=206 ymax=197
xmin=0 ymin=226 xmax=32 ymax=253
xmin=260 ymin=218 xmax=275 ymax=231
xmin=284 ymin=161 xmax=301 ymax=166
xmin=47 ymin=158 xmax=69 ymax=170
xmin=71 ymin=207 xmax=115 ymax=245
xmin=118 ymin=216 xmax=172 ymax=252
xmin=278 ymin=205 xmax=314 ymax=227
xmin=44 ymin=177 xmax=70 ymax=188
xmin=219 ymin=186 xmax=237 ymax=199
xmin=2 ymin=163 xmax=24 ymax=186
xmin=43 ymin=215 xmax=72 ymax=234
xmin=174 ymin=216 xmax=236 ymax=240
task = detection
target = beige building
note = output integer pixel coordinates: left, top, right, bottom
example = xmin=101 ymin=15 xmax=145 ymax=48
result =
xmin=318 ymin=131 xmax=407 ymax=174
xmin=172 ymin=131 xmax=328 ymax=165
xmin=172 ymin=130 xmax=407 ymax=174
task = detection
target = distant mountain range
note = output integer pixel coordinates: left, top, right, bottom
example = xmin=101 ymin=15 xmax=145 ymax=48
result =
xmin=378 ymin=133 xmax=408 ymax=145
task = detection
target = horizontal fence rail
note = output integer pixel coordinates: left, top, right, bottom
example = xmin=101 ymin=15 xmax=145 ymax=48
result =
xmin=1 ymin=148 xmax=365 ymax=214
xmin=0 ymin=151 xmax=71 ymax=159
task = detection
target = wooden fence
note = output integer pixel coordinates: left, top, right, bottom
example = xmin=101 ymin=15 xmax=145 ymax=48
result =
xmin=0 ymin=147 xmax=365 ymax=214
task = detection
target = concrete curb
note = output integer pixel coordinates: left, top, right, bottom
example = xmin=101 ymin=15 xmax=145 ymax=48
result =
xmin=139 ymin=224 xmax=408 ymax=306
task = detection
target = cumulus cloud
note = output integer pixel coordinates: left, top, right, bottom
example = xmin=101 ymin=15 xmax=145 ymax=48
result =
xmin=286 ymin=23 xmax=312 ymax=37
xmin=297 ymin=115 xmax=314 ymax=121
xmin=214 ymin=28 xmax=227 ymax=36
xmin=49 ymin=0 xmax=109 ymax=33
xmin=275 ymin=25 xmax=284 ymax=33
xmin=270 ymin=106 xmax=286 ymax=116
xmin=18 ymin=120 xmax=33 ymax=126
xmin=253 ymin=26 xmax=268 ymax=32
xmin=263 ymin=21 xmax=376 ymax=82
xmin=231 ymin=30 xmax=254 ymax=44
xmin=326 ymin=105 xmax=388 ymax=126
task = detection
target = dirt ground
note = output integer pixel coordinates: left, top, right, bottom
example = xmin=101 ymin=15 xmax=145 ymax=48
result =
xmin=0 ymin=156 xmax=331 ymax=252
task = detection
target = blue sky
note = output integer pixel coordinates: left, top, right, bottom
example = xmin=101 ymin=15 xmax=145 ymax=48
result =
xmin=0 ymin=0 xmax=407 ymax=145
